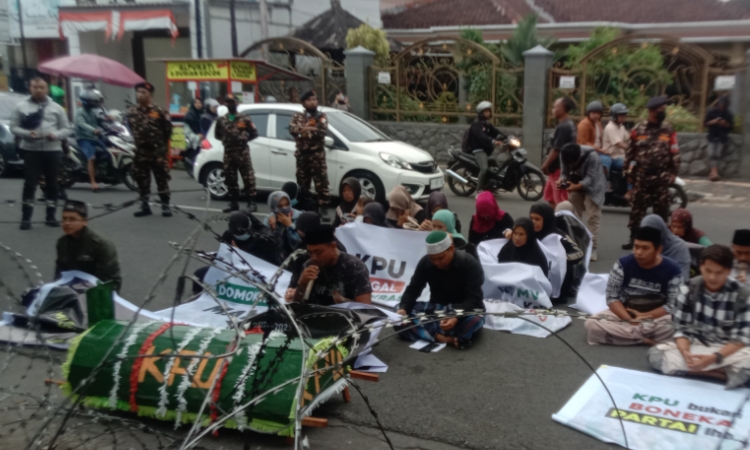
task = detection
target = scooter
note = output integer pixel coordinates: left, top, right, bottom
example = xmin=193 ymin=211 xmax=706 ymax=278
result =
xmin=604 ymin=167 xmax=688 ymax=211
xmin=61 ymin=116 xmax=137 ymax=191
xmin=446 ymin=135 xmax=546 ymax=201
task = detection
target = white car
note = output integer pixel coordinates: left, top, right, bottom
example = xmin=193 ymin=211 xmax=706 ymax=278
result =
xmin=193 ymin=104 xmax=444 ymax=202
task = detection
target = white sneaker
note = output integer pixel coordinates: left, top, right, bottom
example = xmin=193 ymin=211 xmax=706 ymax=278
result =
xmin=590 ymin=250 xmax=598 ymax=262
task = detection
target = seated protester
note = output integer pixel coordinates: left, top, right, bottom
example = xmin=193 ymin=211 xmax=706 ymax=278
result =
xmin=530 ymin=202 xmax=584 ymax=300
xmin=333 ymin=177 xmax=361 ymax=227
xmin=731 ymin=229 xmax=750 ymax=284
xmin=554 ymin=201 xmax=580 ymax=220
xmin=386 ymin=185 xmax=425 ymax=229
xmin=642 ymin=214 xmax=691 ymax=281
xmin=223 ymin=210 xmax=282 ymax=265
xmin=497 ymin=217 xmax=549 ymax=279
xmin=56 ymin=200 xmax=122 ymax=292
xmin=264 ymin=191 xmax=301 ymax=258
xmin=670 ymin=209 xmax=712 ymax=246
xmin=362 ymin=202 xmax=394 ymax=228
xmin=282 ymin=181 xmax=317 ymax=213
xmin=584 ymin=226 xmax=682 ymax=346
xmin=648 ymin=245 xmax=750 ymax=389
xmin=468 ymin=191 xmax=514 ymax=245
xmin=421 ymin=191 xmax=462 ymax=233
xmin=292 ymin=225 xmax=372 ymax=306
xmin=396 ymin=231 xmax=485 ymax=349
xmin=355 ymin=196 xmax=375 ymax=219
xmin=432 ymin=209 xmax=478 ymax=261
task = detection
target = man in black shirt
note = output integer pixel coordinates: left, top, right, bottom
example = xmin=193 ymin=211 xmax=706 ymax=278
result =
xmin=396 ymin=231 xmax=485 ymax=349
xmin=704 ymin=96 xmax=734 ymax=182
xmin=467 ymin=101 xmax=504 ymax=192
xmin=541 ymin=96 xmax=577 ymax=208
xmin=293 ymin=225 xmax=372 ymax=306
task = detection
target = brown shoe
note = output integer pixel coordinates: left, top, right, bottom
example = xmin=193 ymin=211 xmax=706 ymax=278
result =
xmin=709 ymin=168 xmax=720 ymax=182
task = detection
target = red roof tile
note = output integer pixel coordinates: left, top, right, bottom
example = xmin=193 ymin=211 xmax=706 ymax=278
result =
xmin=533 ymin=0 xmax=750 ymax=23
xmin=382 ymin=0 xmax=516 ymax=29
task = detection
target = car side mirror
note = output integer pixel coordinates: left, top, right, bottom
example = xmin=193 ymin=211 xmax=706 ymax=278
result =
xmin=324 ymin=136 xmax=334 ymax=148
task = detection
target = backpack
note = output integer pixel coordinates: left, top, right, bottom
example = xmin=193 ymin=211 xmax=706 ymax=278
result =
xmin=461 ymin=128 xmax=472 ymax=153
xmin=20 ymin=105 xmax=45 ymax=130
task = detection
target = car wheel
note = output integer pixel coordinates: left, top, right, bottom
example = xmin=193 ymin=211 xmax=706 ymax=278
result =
xmin=0 ymin=152 xmax=7 ymax=178
xmin=201 ymin=163 xmax=229 ymax=200
xmin=517 ymin=169 xmax=545 ymax=202
xmin=348 ymin=170 xmax=385 ymax=202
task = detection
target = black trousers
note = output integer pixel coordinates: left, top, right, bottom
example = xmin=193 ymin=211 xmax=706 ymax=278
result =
xmin=23 ymin=151 xmax=61 ymax=205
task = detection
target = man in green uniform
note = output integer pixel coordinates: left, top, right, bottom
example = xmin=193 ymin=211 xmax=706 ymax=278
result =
xmin=289 ymin=90 xmax=330 ymax=211
xmin=56 ymin=200 xmax=122 ymax=292
xmin=622 ymin=96 xmax=680 ymax=250
xmin=215 ymin=94 xmax=259 ymax=212
xmin=126 ymin=82 xmax=173 ymax=218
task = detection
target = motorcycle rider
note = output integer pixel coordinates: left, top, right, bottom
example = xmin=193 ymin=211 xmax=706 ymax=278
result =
xmin=577 ymin=100 xmax=604 ymax=162
xmin=602 ymin=103 xmax=630 ymax=175
xmin=75 ymin=89 xmax=106 ymax=191
xmin=467 ymin=101 xmax=504 ymax=194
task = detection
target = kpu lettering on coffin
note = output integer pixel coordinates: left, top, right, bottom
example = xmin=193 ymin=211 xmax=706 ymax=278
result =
xmin=356 ymin=254 xmax=407 ymax=278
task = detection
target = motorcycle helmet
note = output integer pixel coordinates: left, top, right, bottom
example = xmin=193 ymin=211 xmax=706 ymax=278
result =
xmin=610 ymin=103 xmax=629 ymax=117
xmin=476 ymin=101 xmax=493 ymax=115
xmin=585 ymin=100 xmax=603 ymax=115
xmin=80 ymin=89 xmax=104 ymax=109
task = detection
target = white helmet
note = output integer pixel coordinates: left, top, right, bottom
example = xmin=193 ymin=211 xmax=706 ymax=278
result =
xmin=476 ymin=101 xmax=493 ymax=114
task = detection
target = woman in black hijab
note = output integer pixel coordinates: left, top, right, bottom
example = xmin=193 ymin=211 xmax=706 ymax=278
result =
xmin=334 ymin=177 xmax=362 ymax=227
xmin=184 ymin=99 xmax=203 ymax=135
xmin=497 ymin=217 xmax=549 ymax=278
xmin=362 ymin=203 xmax=393 ymax=228
xmin=282 ymin=181 xmax=317 ymax=212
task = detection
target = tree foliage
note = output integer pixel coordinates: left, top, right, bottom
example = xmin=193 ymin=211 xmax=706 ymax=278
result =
xmin=346 ymin=24 xmax=391 ymax=67
xmin=500 ymin=15 xmax=556 ymax=67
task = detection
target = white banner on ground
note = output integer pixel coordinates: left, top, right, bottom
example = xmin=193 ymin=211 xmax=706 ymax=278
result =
xmin=553 ymin=366 xmax=750 ymax=450
xmin=335 ymin=223 xmax=431 ymax=308
xmin=477 ymin=238 xmax=563 ymax=298
xmin=571 ymin=272 xmax=609 ymax=315
xmin=556 ymin=210 xmax=594 ymax=270
xmin=482 ymin=263 xmax=553 ymax=308
xmin=482 ymin=301 xmax=571 ymax=338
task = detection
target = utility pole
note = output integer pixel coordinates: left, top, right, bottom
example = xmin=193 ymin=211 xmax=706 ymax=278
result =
xmin=259 ymin=0 xmax=269 ymax=41
xmin=194 ymin=0 xmax=203 ymax=58
xmin=229 ymin=0 xmax=238 ymax=57
xmin=16 ymin=0 xmax=27 ymax=70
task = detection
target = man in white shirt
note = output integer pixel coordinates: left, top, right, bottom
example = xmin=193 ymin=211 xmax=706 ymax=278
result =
xmin=601 ymin=103 xmax=630 ymax=175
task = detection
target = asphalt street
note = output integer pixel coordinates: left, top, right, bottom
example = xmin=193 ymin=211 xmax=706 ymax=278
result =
xmin=0 ymin=170 xmax=748 ymax=450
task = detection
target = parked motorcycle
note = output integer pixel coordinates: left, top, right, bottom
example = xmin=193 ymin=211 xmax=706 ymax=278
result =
xmin=446 ymin=136 xmax=546 ymax=201
xmin=604 ymin=167 xmax=688 ymax=211
xmin=61 ymin=115 xmax=137 ymax=191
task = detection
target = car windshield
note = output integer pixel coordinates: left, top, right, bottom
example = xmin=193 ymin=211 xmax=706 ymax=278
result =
xmin=326 ymin=112 xmax=390 ymax=143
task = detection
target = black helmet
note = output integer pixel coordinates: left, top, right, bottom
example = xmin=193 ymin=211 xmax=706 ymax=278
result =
xmin=80 ymin=89 xmax=103 ymax=109
xmin=610 ymin=103 xmax=629 ymax=117
xmin=586 ymin=100 xmax=603 ymax=115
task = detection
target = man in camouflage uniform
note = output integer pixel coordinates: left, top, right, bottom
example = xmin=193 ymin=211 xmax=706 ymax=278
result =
xmin=622 ymin=95 xmax=680 ymax=249
xmin=289 ymin=90 xmax=330 ymax=210
xmin=215 ymin=94 xmax=259 ymax=213
xmin=126 ymin=82 xmax=173 ymax=218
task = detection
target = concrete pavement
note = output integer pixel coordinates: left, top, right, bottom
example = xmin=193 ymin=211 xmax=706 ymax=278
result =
xmin=0 ymin=172 xmax=748 ymax=449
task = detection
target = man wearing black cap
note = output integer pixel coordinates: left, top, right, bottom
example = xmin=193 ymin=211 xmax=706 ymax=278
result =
xmin=292 ymin=225 xmax=371 ymax=306
xmin=222 ymin=210 xmax=281 ymax=265
xmin=731 ymin=229 xmax=750 ymax=284
xmin=622 ymin=95 xmax=680 ymax=250
xmin=56 ymin=200 xmax=122 ymax=292
xmin=289 ymin=90 xmax=330 ymax=211
xmin=126 ymin=81 xmax=173 ymax=218
xmin=585 ymin=226 xmax=682 ymax=346
xmin=215 ymin=94 xmax=259 ymax=213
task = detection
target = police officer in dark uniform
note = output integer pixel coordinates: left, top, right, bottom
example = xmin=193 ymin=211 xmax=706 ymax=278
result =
xmin=622 ymin=95 xmax=680 ymax=249
xmin=126 ymin=82 xmax=173 ymax=218
xmin=214 ymin=94 xmax=259 ymax=212
xmin=289 ymin=90 xmax=330 ymax=212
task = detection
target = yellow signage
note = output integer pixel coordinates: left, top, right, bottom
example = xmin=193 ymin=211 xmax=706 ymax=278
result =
xmin=230 ymin=61 xmax=257 ymax=82
xmin=166 ymin=61 xmax=228 ymax=80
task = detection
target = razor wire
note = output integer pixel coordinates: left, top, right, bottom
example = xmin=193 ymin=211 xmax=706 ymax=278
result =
xmin=0 ymin=190 xmax=747 ymax=450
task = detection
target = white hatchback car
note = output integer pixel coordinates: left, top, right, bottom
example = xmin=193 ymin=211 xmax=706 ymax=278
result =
xmin=192 ymin=104 xmax=444 ymax=202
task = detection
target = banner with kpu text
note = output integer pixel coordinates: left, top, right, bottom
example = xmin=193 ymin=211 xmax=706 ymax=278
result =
xmin=553 ymin=366 xmax=750 ymax=450
xmin=481 ymin=263 xmax=553 ymax=308
xmin=335 ymin=223 xmax=431 ymax=308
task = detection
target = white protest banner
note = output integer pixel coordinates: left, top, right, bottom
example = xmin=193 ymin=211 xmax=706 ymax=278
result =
xmin=571 ymin=272 xmax=609 ymax=314
xmin=478 ymin=239 xmax=562 ymax=297
xmin=556 ymin=209 xmax=594 ymax=270
xmin=482 ymin=300 xmax=571 ymax=338
xmin=335 ymin=223 xmax=430 ymax=308
xmin=553 ymin=366 xmax=750 ymax=450
xmin=482 ymin=263 xmax=553 ymax=308
xmin=152 ymin=244 xmax=292 ymax=327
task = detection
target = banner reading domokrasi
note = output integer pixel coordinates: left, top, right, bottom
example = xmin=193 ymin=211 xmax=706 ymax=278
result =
xmin=553 ymin=366 xmax=750 ymax=450
xmin=335 ymin=224 xmax=431 ymax=309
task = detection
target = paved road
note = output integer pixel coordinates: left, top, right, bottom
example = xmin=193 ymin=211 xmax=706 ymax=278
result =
xmin=0 ymin=171 xmax=748 ymax=449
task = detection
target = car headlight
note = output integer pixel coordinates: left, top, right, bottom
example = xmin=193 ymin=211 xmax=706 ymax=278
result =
xmin=508 ymin=137 xmax=521 ymax=148
xmin=379 ymin=152 xmax=412 ymax=170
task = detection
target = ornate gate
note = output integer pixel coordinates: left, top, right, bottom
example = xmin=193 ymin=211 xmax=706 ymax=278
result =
xmin=241 ymin=37 xmax=345 ymax=105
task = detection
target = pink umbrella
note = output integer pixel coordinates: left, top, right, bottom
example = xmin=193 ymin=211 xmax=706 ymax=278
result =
xmin=39 ymin=54 xmax=145 ymax=88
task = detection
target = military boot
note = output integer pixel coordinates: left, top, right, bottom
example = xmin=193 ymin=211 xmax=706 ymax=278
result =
xmin=20 ymin=204 xmax=33 ymax=231
xmin=162 ymin=203 xmax=173 ymax=217
xmin=621 ymin=231 xmax=634 ymax=250
xmin=246 ymin=197 xmax=257 ymax=213
xmin=45 ymin=206 xmax=60 ymax=227
xmin=134 ymin=201 xmax=152 ymax=218
xmin=223 ymin=196 xmax=240 ymax=213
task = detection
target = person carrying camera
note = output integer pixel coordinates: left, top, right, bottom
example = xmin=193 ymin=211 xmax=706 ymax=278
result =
xmin=10 ymin=76 xmax=72 ymax=230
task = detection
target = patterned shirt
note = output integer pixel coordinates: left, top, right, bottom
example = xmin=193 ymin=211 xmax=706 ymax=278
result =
xmin=626 ymin=120 xmax=680 ymax=176
xmin=126 ymin=104 xmax=172 ymax=150
xmin=289 ymin=110 xmax=328 ymax=152
xmin=214 ymin=114 xmax=258 ymax=150
xmin=302 ymin=253 xmax=372 ymax=306
xmin=673 ymin=278 xmax=750 ymax=346
xmin=605 ymin=254 xmax=683 ymax=313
